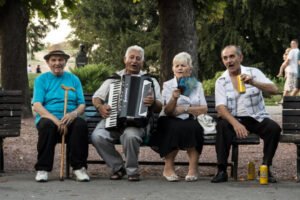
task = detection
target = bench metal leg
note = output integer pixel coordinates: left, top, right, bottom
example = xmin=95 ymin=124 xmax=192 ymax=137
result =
xmin=0 ymin=138 xmax=3 ymax=173
xmin=231 ymin=144 xmax=238 ymax=180
xmin=297 ymin=144 xmax=300 ymax=183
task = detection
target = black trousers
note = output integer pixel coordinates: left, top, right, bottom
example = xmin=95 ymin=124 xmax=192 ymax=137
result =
xmin=35 ymin=117 xmax=89 ymax=171
xmin=215 ymin=117 xmax=281 ymax=169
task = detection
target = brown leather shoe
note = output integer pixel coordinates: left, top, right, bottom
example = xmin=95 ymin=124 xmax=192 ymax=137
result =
xmin=211 ymin=171 xmax=228 ymax=183
xmin=128 ymin=174 xmax=140 ymax=182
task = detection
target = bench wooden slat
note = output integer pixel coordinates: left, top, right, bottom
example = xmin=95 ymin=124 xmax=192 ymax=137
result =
xmin=0 ymin=90 xmax=22 ymax=96
xmin=0 ymin=130 xmax=20 ymax=137
xmin=283 ymin=96 xmax=300 ymax=109
xmin=283 ymin=117 xmax=300 ymax=124
xmin=283 ymin=110 xmax=300 ymax=115
xmin=0 ymin=117 xmax=21 ymax=123
xmin=0 ymin=124 xmax=21 ymax=129
xmin=280 ymin=134 xmax=300 ymax=143
xmin=0 ymin=104 xmax=22 ymax=110
xmin=0 ymin=111 xmax=22 ymax=117
xmin=283 ymin=123 xmax=300 ymax=130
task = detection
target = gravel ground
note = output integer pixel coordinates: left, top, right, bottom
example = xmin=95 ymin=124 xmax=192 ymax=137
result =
xmin=2 ymin=105 xmax=298 ymax=181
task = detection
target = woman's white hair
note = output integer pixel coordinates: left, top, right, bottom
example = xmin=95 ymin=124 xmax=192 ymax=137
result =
xmin=125 ymin=45 xmax=144 ymax=61
xmin=173 ymin=52 xmax=193 ymax=68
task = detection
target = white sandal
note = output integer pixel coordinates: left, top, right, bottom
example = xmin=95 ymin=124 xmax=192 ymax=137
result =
xmin=163 ymin=174 xmax=179 ymax=182
xmin=185 ymin=175 xmax=198 ymax=182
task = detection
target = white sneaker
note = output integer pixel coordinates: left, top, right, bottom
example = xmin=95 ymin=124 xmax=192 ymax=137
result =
xmin=35 ymin=171 xmax=48 ymax=182
xmin=73 ymin=167 xmax=90 ymax=182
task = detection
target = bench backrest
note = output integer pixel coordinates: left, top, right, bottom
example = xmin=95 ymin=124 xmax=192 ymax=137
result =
xmin=83 ymin=93 xmax=259 ymax=144
xmin=84 ymin=94 xmax=100 ymax=135
xmin=282 ymin=96 xmax=300 ymax=135
xmin=0 ymin=90 xmax=22 ymax=137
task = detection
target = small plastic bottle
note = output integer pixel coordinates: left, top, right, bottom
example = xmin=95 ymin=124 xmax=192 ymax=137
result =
xmin=247 ymin=161 xmax=255 ymax=180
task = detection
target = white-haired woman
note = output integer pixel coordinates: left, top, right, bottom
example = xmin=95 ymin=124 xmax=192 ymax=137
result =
xmin=150 ymin=52 xmax=207 ymax=182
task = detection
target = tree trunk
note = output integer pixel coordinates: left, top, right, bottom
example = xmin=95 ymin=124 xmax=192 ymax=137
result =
xmin=0 ymin=0 xmax=32 ymax=118
xmin=158 ymin=0 xmax=199 ymax=83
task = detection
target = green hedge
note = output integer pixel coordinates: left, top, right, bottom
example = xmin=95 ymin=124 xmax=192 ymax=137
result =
xmin=28 ymin=73 xmax=40 ymax=96
xmin=70 ymin=63 xmax=115 ymax=93
xmin=202 ymin=71 xmax=224 ymax=95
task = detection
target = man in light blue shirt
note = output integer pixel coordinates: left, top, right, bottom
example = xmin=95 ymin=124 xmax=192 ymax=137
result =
xmin=32 ymin=50 xmax=89 ymax=182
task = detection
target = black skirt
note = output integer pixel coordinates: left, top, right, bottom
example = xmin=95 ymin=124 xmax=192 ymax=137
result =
xmin=296 ymin=77 xmax=300 ymax=89
xmin=149 ymin=116 xmax=204 ymax=157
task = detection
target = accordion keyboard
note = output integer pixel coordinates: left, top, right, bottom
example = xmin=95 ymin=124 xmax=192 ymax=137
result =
xmin=105 ymin=80 xmax=121 ymax=128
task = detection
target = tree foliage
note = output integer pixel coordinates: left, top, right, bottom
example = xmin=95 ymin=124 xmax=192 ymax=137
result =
xmin=68 ymin=0 xmax=300 ymax=81
xmin=68 ymin=0 xmax=159 ymax=71
xmin=0 ymin=0 xmax=76 ymax=117
xmin=197 ymin=0 xmax=300 ymax=79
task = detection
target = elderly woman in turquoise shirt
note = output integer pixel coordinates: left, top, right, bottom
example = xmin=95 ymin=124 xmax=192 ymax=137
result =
xmin=32 ymin=50 xmax=89 ymax=182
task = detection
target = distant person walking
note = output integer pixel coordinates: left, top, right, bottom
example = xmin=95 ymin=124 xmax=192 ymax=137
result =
xmin=36 ymin=65 xmax=41 ymax=73
xmin=291 ymin=50 xmax=300 ymax=96
xmin=277 ymin=48 xmax=295 ymax=97
xmin=278 ymin=39 xmax=299 ymax=96
xmin=27 ymin=64 xmax=32 ymax=73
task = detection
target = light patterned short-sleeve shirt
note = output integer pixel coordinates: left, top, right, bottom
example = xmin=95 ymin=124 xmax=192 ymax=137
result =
xmin=215 ymin=66 xmax=273 ymax=122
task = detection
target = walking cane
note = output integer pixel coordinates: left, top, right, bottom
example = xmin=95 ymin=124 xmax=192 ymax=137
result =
xmin=60 ymin=85 xmax=76 ymax=181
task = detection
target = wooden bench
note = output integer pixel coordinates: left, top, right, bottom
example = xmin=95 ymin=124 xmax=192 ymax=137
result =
xmin=66 ymin=94 xmax=260 ymax=180
xmin=0 ymin=90 xmax=22 ymax=172
xmin=281 ymin=96 xmax=300 ymax=182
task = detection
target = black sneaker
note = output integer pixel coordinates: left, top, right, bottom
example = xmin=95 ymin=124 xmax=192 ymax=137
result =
xmin=211 ymin=171 xmax=228 ymax=183
xmin=268 ymin=170 xmax=277 ymax=183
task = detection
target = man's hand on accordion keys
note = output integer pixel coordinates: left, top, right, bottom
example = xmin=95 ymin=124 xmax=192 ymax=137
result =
xmin=97 ymin=104 xmax=111 ymax=118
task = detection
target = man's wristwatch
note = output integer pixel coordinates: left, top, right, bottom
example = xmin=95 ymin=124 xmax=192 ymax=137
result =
xmin=184 ymin=105 xmax=189 ymax=113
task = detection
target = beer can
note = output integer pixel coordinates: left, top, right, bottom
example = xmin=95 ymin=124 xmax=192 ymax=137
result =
xmin=259 ymin=165 xmax=268 ymax=185
xmin=247 ymin=161 xmax=255 ymax=180
xmin=237 ymin=75 xmax=246 ymax=93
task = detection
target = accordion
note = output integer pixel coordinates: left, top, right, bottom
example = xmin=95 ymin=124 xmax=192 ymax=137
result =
xmin=105 ymin=74 xmax=154 ymax=129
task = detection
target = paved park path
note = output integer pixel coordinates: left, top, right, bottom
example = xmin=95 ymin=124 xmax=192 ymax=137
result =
xmin=0 ymin=172 xmax=299 ymax=200
xmin=1 ymin=105 xmax=299 ymax=200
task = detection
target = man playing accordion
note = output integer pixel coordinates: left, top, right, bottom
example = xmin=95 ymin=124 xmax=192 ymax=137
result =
xmin=91 ymin=45 xmax=162 ymax=181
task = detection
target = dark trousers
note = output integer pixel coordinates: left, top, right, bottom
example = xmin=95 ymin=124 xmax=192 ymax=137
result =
xmin=35 ymin=117 xmax=89 ymax=171
xmin=215 ymin=117 xmax=281 ymax=170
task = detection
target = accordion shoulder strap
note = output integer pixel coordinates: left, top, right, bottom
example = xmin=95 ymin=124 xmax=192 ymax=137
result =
xmin=141 ymin=74 xmax=158 ymax=112
xmin=107 ymin=73 xmax=121 ymax=80
xmin=143 ymin=73 xmax=158 ymax=81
